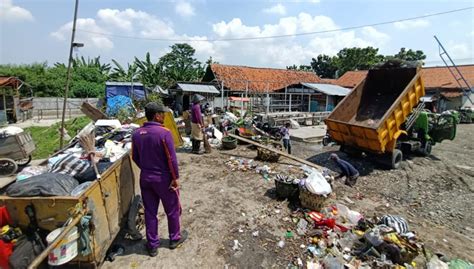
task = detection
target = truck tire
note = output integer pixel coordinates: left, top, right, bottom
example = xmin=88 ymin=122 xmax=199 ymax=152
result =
xmin=421 ymin=141 xmax=432 ymax=157
xmin=391 ymin=149 xmax=403 ymax=169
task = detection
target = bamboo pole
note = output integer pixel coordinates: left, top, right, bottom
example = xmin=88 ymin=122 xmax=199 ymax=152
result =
xmin=228 ymin=133 xmax=323 ymax=170
xmin=28 ymin=211 xmax=85 ymax=269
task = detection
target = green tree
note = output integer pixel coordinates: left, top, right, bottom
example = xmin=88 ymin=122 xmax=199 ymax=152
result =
xmin=109 ymin=60 xmax=138 ymax=82
xmin=134 ymin=52 xmax=166 ymax=88
xmin=158 ymin=43 xmax=205 ymax=88
xmin=335 ymin=47 xmax=385 ymax=76
xmin=310 ymin=55 xmax=338 ymax=78
xmin=72 ymin=56 xmax=111 ymax=76
xmin=388 ymin=47 xmax=426 ymax=63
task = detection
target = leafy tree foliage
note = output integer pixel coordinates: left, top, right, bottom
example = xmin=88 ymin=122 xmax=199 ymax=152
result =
xmin=310 ymin=55 xmax=338 ymax=78
xmin=302 ymin=47 xmax=426 ymax=78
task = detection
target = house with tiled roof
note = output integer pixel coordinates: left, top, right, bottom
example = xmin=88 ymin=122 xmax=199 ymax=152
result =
xmin=202 ymin=64 xmax=321 ymax=93
xmin=332 ymin=65 xmax=474 ymax=111
xmin=202 ymin=64 xmax=324 ymax=113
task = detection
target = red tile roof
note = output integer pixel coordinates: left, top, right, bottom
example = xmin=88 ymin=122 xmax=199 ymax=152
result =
xmin=421 ymin=65 xmax=474 ymax=89
xmin=335 ymin=71 xmax=368 ymax=88
xmin=319 ymin=78 xmax=337 ymax=85
xmin=333 ymin=65 xmax=474 ymax=90
xmin=206 ymin=64 xmax=320 ymax=92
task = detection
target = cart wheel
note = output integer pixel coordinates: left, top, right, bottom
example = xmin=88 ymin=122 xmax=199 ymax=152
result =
xmin=0 ymin=158 xmax=18 ymax=176
xmin=16 ymin=155 xmax=32 ymax=167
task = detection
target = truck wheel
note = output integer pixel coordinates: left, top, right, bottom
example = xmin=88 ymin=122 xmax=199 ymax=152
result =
xmin=391 ymin=149 xmax=403 ymax=169
xmin=421 ymin=141 xmax=432 ymax=156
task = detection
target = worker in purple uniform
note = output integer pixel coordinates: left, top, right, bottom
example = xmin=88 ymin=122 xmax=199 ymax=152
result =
xmin=190 ymin=94 xmax=205 ymax=154
xmin=132 ymin=102 xmax=188 ymax=257
xmin=329 ymin=153 xmax=359 ymax=187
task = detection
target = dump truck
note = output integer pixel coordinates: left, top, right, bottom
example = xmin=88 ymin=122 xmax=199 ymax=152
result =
xmin=325 ymin=63 xmax=457 ymax=169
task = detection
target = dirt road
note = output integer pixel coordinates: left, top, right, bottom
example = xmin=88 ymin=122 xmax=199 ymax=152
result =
xmin=102 ymin=124 xmax=474 ymax=268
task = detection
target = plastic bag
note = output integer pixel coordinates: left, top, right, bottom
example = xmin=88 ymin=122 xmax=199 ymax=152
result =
xmin=448 ymin=259 xmax=473 ymax=269
xmin=305 ymin=170 xmax=332 ymax=196
xmin=427 ymin=256 xmax=449 ymax=269
xmin=336 ymin=203 xmax=363 ymax=225
xmin=6 ymin=173 xmax=79 ymax=197
xmin=16 ymin=166 xmax=48 ymax=181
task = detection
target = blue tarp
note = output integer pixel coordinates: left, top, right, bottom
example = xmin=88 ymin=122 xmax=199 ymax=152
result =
xmin=105 ymin=82 xmax=147 ymax=101
xmin=106 ymin=95 xmax=134 ymax=117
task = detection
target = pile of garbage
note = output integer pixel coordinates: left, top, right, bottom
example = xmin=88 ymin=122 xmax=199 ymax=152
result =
xmin=283 ymin=203 xmax=423 ymax=269
xmin=2 ymin=119 xmax=137 ymax=198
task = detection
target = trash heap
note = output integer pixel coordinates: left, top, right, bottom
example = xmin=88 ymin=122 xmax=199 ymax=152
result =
xmin=285 ymin=204 xmax=422 ymax=269
xmin=4 ymin=119 xmax=137 ymax=198
xmin=0 ymin=119 xmax=139 ymax=268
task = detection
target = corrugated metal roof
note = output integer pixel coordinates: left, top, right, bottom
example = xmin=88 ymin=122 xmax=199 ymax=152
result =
xmin=106 ymin=81 xmax=144 ymax=86
xmin=301 ymin=83 xmax=350 ymax=96
xmin=177 ymin=83 xmax=219 ymax=94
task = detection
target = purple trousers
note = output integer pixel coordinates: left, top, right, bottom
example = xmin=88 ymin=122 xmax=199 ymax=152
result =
xmin=140 ymin=177 xmax=182 ymax=249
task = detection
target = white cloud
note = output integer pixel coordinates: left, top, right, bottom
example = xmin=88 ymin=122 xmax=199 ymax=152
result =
xmin=393 ymin=19 xmax=430 ymax=29
xmin=209 ymin=13 xmax=390 ymax=67
xmin=51 ymin=18 xmax=114 ymax=50
xmin=447 ymin=42 xmax=473 ymax=59
xmin=0 ymin=0 xmax=34 ymax=22
xmin=175 ymin=1 xmax=195 ymax=17
xmin=263 ymin=4 xmax=287 ymax=15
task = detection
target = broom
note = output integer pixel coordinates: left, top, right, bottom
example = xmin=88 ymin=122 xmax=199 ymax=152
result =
xmin=79 ymin=131 xmax=101 ymax=179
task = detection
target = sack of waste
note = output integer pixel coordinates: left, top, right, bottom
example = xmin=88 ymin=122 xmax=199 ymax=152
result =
xmin=304 ymin=169 xmax=332 ymax=196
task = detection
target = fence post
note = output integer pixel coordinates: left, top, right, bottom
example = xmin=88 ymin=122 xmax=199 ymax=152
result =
xmin=56 ymin=97 xmax=59 ymax=118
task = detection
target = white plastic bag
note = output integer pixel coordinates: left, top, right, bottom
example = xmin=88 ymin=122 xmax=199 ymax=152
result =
xmin=427 ymin=256 xmax=449 ymax=269
xmin=336 ymin=203 xmax=363 ymax=225
xmin=305 ymin=169 xmax=332 ymax=196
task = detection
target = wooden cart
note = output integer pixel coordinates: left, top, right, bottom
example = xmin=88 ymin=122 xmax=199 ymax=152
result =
xmin=0 ymin=131 xmax=35 ymax=176
xmin=0 ymin=151 xmax=139 ymax=268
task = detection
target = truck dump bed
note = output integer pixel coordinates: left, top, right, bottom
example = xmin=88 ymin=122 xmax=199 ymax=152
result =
xmin=325 ymin=66 xmax=425 ymax=154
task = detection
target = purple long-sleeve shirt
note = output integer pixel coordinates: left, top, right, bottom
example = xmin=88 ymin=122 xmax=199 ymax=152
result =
xmin=191 ymin=103 xmax=203 ymax=124
xmin=132 ymin=122 xmax=179 ymax=182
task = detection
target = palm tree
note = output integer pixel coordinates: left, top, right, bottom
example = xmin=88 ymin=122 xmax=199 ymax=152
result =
xmin=109 ymin=59 xmax=138 ymax=82
xmin=72 ymin=56 xmax=111 ymax=76
xmin=134 ymin=52 xmax=165 ymax=88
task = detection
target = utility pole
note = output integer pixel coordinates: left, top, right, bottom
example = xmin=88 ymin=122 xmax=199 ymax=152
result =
xmin=60 ymin=0 xmax=80 ymax=148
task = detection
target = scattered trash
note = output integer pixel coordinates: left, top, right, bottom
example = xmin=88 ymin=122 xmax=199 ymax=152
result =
xmin=285 ymin=230 xmax=294 ymax=239
xmin=427 ymin=255 xmax=449 ymax=269
xmin=252 ymin=231 xmax=259 ymax=237
xmin=277 ymin=240 xmax=285 ymax=248
xmin=232 ymin=240 xmax=242 ymax=251
xmin=296 ymin=219 xmax=308 ymax=235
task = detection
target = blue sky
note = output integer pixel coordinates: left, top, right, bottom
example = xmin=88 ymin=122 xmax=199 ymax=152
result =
xmin=1 ymin=0 xmax=473 ymax=68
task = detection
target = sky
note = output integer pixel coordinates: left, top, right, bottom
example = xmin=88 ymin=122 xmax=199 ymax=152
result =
xmin=0 ymin=0 xmax=473 ymax=69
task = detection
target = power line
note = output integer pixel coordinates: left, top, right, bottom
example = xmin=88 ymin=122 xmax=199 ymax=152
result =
xmin=76 ymin=6 xmax=473 ymax=42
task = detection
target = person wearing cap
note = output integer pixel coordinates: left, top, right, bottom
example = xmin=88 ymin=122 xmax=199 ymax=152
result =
xmin=132 ymin=102 xmax=188 ymax=257
xmin=190 ymin=94 xmax=205 ymax=154
xmin=329 ymin=153 xmax=359 ymax=186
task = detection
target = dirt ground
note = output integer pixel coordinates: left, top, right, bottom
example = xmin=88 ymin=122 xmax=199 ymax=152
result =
xmin=102 ymin=124 xmax=474 ymax=268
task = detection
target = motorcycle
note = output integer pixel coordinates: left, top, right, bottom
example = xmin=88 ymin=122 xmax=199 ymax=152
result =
xmin=252 ymin=117 xmax=282 ymax=140
xmin=322 ymin=132 xmax=333 ymax=146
